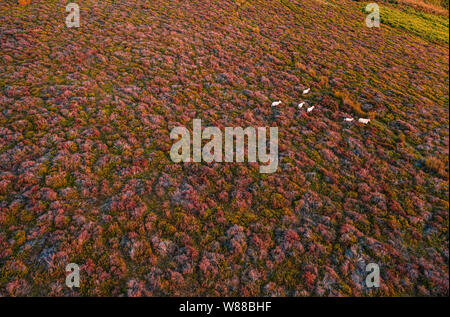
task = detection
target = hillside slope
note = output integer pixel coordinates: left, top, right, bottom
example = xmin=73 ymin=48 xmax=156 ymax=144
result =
xmin=0 ymin=0 xmax=448 ymax=296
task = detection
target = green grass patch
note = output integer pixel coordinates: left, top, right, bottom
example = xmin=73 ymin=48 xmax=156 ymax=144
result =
xmin=365 ymin=4 xmax=449 ymax=43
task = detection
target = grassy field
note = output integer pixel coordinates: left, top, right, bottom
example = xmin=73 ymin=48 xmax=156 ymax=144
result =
xmin=384 ymin=0 xmax=449 ymax=15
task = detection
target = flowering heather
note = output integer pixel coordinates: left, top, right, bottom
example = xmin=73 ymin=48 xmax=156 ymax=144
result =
xmin=0 ymin=0 xmax=448 ymax=296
